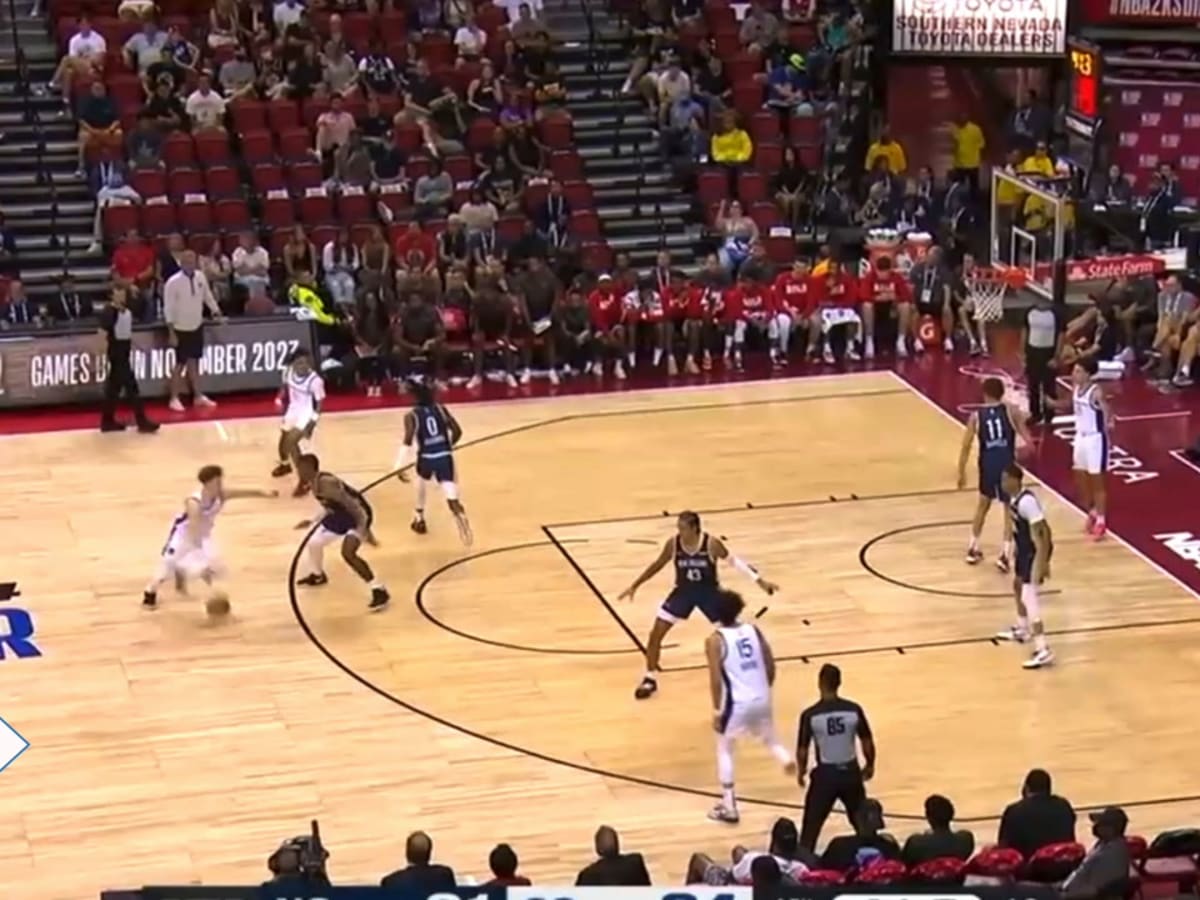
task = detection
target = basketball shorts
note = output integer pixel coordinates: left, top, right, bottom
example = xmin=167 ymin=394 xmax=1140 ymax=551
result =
xmin=978 ymin=462 xmax=1009 ymax=501
xmin=1015 ymin=541 xmax=1053 ymax=585
xmin=281 ymin=405 xmax=317 ymax=433
xmin=416 ymin=454 xmax=459 ymax=500
xmin=719 ymin=697 xmax=775 ymax=739
xmin=1072 ymin=432 xmax=1108 ymax=475
xmin=162 ymin=532 xmax=220 ymax=579
xmin=659 ymin=586 xmax=722 ymax=624
xmin=315 ymin=503 xmax=374 ymax=542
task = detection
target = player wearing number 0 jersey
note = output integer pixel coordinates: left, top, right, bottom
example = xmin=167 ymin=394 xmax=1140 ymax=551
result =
xmin=272 ymin=350 xmax=325 ymax=497
xmin=996 ymin=464 xmax=1055 ymax=669
xmin=704 ymin=589 xmax=796 ymax=824
xmin=618 ymin=511 xmax=778 ymax=701
xmin=1066 ymin=357 xmax=1112 ymax=539
xmin=396 ymin=381 xmax=473 ymax=546
xmin=957 ymin=377 xmax=1029 ymax=570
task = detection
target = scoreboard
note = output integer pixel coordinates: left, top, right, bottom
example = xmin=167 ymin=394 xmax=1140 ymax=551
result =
xmin=1066 ymin=37 xmax=1103 ymax=137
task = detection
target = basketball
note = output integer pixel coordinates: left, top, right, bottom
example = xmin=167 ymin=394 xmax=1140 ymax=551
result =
xmin=206 ymin=592 xmax=231 ymax=616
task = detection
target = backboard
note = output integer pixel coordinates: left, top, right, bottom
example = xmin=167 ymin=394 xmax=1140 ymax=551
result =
xmin=989 ymin=168 xmax=1070 ymax=301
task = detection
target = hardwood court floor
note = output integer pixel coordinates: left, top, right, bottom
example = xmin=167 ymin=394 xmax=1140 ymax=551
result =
xmin=5 ymin=371 xmax=1200 ymax=897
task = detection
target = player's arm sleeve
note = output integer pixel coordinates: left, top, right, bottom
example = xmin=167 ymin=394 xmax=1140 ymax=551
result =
xmin=1017 ymin=493 xmax=1045 ymax=524
xmin=312 ymin=375 xmax=326 ymax=405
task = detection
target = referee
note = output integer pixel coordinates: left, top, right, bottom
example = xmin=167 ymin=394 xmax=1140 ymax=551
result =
xmin=795 ymin=664 xmax=875 ymax=851
xmin=1022 ymin=296 xmax=1061 ymax=426
xmin=99 ymin=286 xmax=159 ymax=434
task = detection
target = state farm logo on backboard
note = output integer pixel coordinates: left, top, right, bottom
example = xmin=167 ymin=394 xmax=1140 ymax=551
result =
xmin=1065 ymin=255 xmax=1165 ymax=281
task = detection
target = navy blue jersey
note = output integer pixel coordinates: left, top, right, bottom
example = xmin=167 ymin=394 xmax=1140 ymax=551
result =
xmin=978 ymin=404 xmax=1016 ymax=472
xmin=414 ymin=404 xmax=453 ymax=462
xmin=674 ymin=534 xmax=718 ymax=589
xmin=316 ymin=472 xmax=373 ymax=534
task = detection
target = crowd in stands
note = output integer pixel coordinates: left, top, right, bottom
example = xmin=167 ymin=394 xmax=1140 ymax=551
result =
xmin=263 ymin=770 xmax=1198 ymax=899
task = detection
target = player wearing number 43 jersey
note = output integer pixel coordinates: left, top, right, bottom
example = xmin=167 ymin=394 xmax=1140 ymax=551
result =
xmin=957 ymin=376 xmax=1029 ymax=571
xmin=704 ymin=589 xmax=796 ymax=824
xmin=618 ymin=512 xmax=778 ymax=701
xmin=396 ymin=381 xmax=473 ymax=546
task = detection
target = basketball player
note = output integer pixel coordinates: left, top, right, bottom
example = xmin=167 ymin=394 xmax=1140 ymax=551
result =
xmin=587 ymin=274 xmax=628 ymax=379
xmin=773 ymin=259 xmax=822 ymax=361
xmin=295 ymin=453 xmax=390 ymax=610
xmin=272 ymin=349 xmax=325 ymax=497
xmin=144 ymin=464 xmax=277 ymax=609
xmin=617 ymin=511 xmax=778 ymax=700
xmin=396 ymin=381 xmax=473 ymax=545
xmin=705 ymin=588 xmax=796 ymax=824
xmin=956 ymin=376 xmax=1029 ymax=570
xmin=997 ymin=464 xmax=1054 ymax=669
xmin=1061 ymin=357 xmax=1112 ymax=539
xmin=859 ymin=255 xmax=914 ymax=359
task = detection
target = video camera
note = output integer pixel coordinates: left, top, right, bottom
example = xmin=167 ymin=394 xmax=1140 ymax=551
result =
xmin=267 ymin=819 xmax=331 ymax=886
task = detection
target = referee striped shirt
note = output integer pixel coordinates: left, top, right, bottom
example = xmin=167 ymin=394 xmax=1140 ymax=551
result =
xmin=797 ymin=697 xmax=872 ymax=766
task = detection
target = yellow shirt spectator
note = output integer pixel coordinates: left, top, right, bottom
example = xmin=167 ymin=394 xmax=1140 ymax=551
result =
xmin=711 ymin=127 xmax=753 ymax=164
xmin=1019 ymin=151 xmax=1056 ymax=179
xmin=951 ymin=120 xmax=985 ymax=170
xmin=995 ymin=166 xmax=1022 ymax=207
xmin=865 ymin=135 xmax=907 ymax=174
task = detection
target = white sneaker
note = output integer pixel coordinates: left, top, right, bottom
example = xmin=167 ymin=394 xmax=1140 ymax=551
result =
xmin=505 ymin=373 xmax=518 ymax=388
xmin=195 ymin=394 xmax=216 ymax=408
xmin=519 ymin=369 xmax=531 ymax=385
xmin=943 ymin=337 xmax=954 ymax=353
xmin=864 ymin=339 xmax=875 ymax=360
xmin=168 ymin=397 xmax=184 ymax=412
xmin=914 ymin=339 xmax=925 ymax=354
xmin=707 ymin=803 xmax=740 ymax=824
xmin=896 ymin=340 xmax=907 ymax=359
xmin=822 ymin=346 xmax=835 ymax=364
xmin=995 ymin=625 xmax=1030 ymax=643
xmin=614 ymin=361 xmax=627 ymax=380
xmin=548 ymin=369 xmax=560 ymax=385
xmin=1023 ymin=647 xmax=1055 ymax=669
xmin=467 ymin=375 xmax=482 ymax=389
xmin=846 ymin=346 xmax=862 ymax=362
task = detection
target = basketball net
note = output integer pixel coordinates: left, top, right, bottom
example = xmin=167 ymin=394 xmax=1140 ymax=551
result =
xmin=967 ymin=267 xmax=1025 ymax=323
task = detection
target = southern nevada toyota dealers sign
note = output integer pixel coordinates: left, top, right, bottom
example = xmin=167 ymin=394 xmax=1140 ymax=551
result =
xmin=893 ymin=0 xmax=1067 ymax=56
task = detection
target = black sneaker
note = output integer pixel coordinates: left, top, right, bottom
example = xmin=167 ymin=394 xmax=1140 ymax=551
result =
xmin=634 ymin=676 xmax=658 ymax=699
xmin=100 ymin=420 xmax=127 ymax=432
xmin=271 ymin=462 xmax=293 ymax=478
xmin=137 ymin=420 xmax=160 ymax=434
xmin=143 ymin=590 xmax=157 ymax=608
xmin=411 ymin=516 xmax=428 ymax=535
xmin=298 ymin=573 xmax=328 ymax=587
xmin=369 ymin=586 xmax=390 ymax=610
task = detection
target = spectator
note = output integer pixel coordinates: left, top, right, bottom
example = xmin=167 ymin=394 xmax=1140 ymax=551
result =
xmin=208 ymin=0 xmax=241 ymax=50
xmin=88 ymin=158 xmax=142 ymax=254
xmin=950 ymin=111 xmax=985 ymax=198
xmin=165 ymin=24 xmax=200 ymax=71
xmin=454 ymin=12 xmax=488 ymax=61
xmin=75 ymin=81 xmax=123 ymax=177
xmin=909 ymin=245 xmax=956 ymax=354
xmin=411 ymin=0 xmax=445 ymax=33
xmin=394 ymin=221 xmax=438 ymax=288
xmin=689 ymin=817 xmax=814 ymax=885
xmin=997 ymin=768 xmax=1077 ymax=859
xmin=467 ymin=60 xmax=503 ymax=117
xmin=1009 ymin=89 xmax=1052 ymax=151
xmin=315 ymin=94 xmax=356 ymax=164
xmin=164 ymin=250 xmax=223 ymax=411
xmin=479 ymin=156 xmax=521 ymax=212
xmin=323 ymin=41 xmax=359 ymax=97
xmin=392 ymin=291 xmax=445 ymax=379
xmin=1158 ymin=160 xmax=1182 ymax=204
xmin=273 ymin=0 xmax=305 ymax=33
xmin=750 ymin=856 xmax=782 ymax=898
xmin=414 ymin=158 xmax=455 ymax=220
xmin=693 ymin=52 xmax=730 ymax=114
xmin=359 ymin=225 xmax=392 ymax=295
xmin=766 ymin=53 xmax=810 ymax=119
xmin=710 ymin=110 xmax=753 ymax=195
xmin=821 ymin=799 xmax=900 ymax=871
xmin=126 ymin=114 xmax=165 ymax=169
xmin=322 ymin=229 xmax=361 ymax=307
xmin=144 ymin=82 xmax=187 ymax=132
xmin=470 ymin=256 xmax=519 ymax=387
xmin=1141 ymin=173 xmax=1177 ymax=249
xmin=158 ymin=232 xmax=187 ymax=282
xmin=116 ymin=0 xmax=155 ymax=21
xmin=1019 ymin=140 xmax=1056 ymax=179
xmin=773 ymin=145 xmax=810 ymax=229
xmin=509 ymin=219 xmax=548 ymax=271
xmin=420 ymin=117 xmax=466 ymax=159
xmin=198 ymin=237 xmax=233 ymax=310
xmin=1145 ymin=274 xmax=1197 ymax=381
xmin=332 ymin=131 xmax=373 ymax=189
xmin=438 ymin=215 xmax=471 ymax=270
xmin=111 ymin=229 xmax=157 ymax=317
xmin=739 ymin=0 xmax=780 ymax=52
xmin=510 ymin=3 xmax=544 ymax=46
xmin=405 ymin=58 xmax=443 ymax=120
xmin=49 ymin=16 xmax=106 ymax=100
xmin=218 ymin=47 xmax=257 ymax=98
xmin=459 ymin=186 xmax=500 ymax=234
xmin=618 ymin=1 xmax=673 ymax=96
xmin=48 ymin=274 xmax=94 ymax=322
xmin=507 ymin=122 xmax=547 ymax=181
xmin=282 ymin=224 xmax=317 ymax=284
xmin=282 ymin=42 xmax=323 ymax=100
xmin=865 ymin=125 xmax=907 ymax=175
xmin=1062 ymin=808 xmax=1132 ymax=900
xmin=359 ymin=39 xmax=400 ymax=96
xmin=651 ymin=57 xmax=692 ymax=127
xmin=352 ymin=289 xmax=390 ymax=396
xmin=901 ymin=795 xmax=974 ymax=866
xmin=124 ymin=21 xmax=168 ymax=76
xmin=1 ymin=280 xmax=40 ymax=329
xmin=144 ymin=46 xmax=186 ymax=100
xmin=484 ymin=843 xmax=531 ymax=887
xmin=185 ymin=74 xmax=227 ymax=132
xmin=713 ymin=199 xmax=758 ymax=272
xmin=576 ymin=826 xmax=651 ymax=886
xmin=533 ymin=178 xmax=571 ymax=247
xmin=0 ymin=211 xmax=17 ymax=278
xmin=231 ymin=231 xmax=272 ymax=299
xmin=1089 ymin=164 xmax=1133 ymax=205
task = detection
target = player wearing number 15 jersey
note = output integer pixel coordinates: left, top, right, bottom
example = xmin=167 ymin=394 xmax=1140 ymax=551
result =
xmin=397 ymin=381 xmax=473 ymax=546
xmin=618 ymin=512 xmax=778 ymax=701
xmin=705 ymin=588 xmax=796 ymax=824
xmin=957 ymin=376 xmax=1028 ymax=571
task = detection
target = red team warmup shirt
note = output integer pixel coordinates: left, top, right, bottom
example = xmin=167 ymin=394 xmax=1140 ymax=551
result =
xmin=860 ymin=268 xmax=914 ymax=304
xmin=723 ymin=282 xmax=777 ymax=323
xmin=817 ymin=270 xmax=859 ymax=309
xmin=588 ymin=283 xmax=623 ymax=331
xmin=773 ymin=270 xmax=818 ymax=317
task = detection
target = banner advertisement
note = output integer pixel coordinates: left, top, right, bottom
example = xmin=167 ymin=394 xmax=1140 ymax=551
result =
xmin=0 ymin=317 xmax=316 ymax=409
xmin=892 ymin=0 xmax=1067 ymax=56
xmin=1078 ymin=0 xmax=1200 ymax=24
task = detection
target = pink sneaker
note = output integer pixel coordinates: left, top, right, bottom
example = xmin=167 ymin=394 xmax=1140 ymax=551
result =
xmin=1085 ymin=511 xmax=1097 ymax=533
xmin=1090 ymin=520 xmax=1107 ymax=541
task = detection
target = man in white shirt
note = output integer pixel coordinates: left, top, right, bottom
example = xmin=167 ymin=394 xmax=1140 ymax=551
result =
xmin=453 ymin=13 xmax=487 ymax=60
xmin=231 ymin=231 xmax=272 ymax=298
xmin=185 ymin=73 xmax=227 ymax=132
xmin=123 ymin=21 xmax=168 ymax=75
xmin=273 ymin=0 xmax=305 ymax=32
xmin=314 ymin=94 xmax=355 ymax=156
xmin=164 ymin=250 xmax=224 ymax=411
xmin=50 ymin=16 xmax=106 ymax=96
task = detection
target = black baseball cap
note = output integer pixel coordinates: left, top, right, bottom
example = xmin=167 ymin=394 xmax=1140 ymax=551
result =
xmin=1089 ymin=807 xmax=1128 ymax=830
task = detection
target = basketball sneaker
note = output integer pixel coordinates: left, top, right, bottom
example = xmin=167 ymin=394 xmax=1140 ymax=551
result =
xmin=965 ymin=547 xmax=983 ymax=565
xmin=1085 ymin=510 xmax=1097 ymax=533
xmin=369 ymin=586 xmax=390 ymax=610
xmin=863 ymin=338 xmax=875 ymax=360
xmin=614 ymin=361 xmax=627 ymax=380
xmin=846 ymin=345 xmax=862 ymax=362
xmin=634 ymin=675 xmax=658 ymax=699
xmin=1023 ymin=647 xmax=1055 ymax=669
xmin=895 ymin=338 xmax=907 ymax=359
xmin=667 ymin=355 xmax=679 ymax=376
xmin=411 ymin=514 xmax=428 ymax=535
xmin=995 ymin=624 xmax=1029 ymax=642
xmin=143 ymin=590 xmax=157 ymax=608
xmin=707 ymin=803 xmax=740 ymax=824
xmin=298 ymin=573 xmax=329 ymax=587
xmin=1089 ymin=518 xmax=1107 ymax=541
xmin=685 ymin=356 xmax=700 ymax=375
xmin=271 ymin=462 xmax=292 ymax=478
xmin=822 ymin=346 xmax=835 ymax=365
xmin=995 ymin=554 xmax=1010 ymax=574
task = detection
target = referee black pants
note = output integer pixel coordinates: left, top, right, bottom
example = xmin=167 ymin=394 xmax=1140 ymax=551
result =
xmin=100 ymin=354 xmax=149 ymax=425
xmin=800 ymin=763 xmax=867 ymax=851
xmin=1025 ymin=345 xmax=1057 ymax=424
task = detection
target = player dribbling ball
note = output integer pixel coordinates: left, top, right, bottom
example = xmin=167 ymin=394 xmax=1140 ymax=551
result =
xmin=206 ymin=591 xmax=231 ymax=616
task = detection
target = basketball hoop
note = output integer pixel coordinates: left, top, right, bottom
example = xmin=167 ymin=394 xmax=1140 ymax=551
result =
xmin=967 ymin=267 xmax=1027 ymax=323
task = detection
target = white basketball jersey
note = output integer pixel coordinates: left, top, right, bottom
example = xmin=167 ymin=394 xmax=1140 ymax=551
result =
xmin=168 ymin=489 xmax=223 ymax=546
xmin=284 ymin=367 xmax=325 ymax=416
xmin=719 ymin=623 xmax=771 ymax=706
xmin=1073 ymin=384 xmax=1102 ymax=437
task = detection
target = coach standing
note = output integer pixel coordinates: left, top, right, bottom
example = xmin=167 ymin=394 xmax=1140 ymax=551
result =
xmin=99 ymin=286 xmax=159 ymax=433
xmin=1022 ymin=297 xmax=1061 ymax=427
xmin=164 ymin=249 xmax=224 ymax=412
xmin=796 ymin=664 xmax=875 ymax=851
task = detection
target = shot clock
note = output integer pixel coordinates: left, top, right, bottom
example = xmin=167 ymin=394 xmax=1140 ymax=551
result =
xmin=1067 ymin=38 xmax=1103 ymax=132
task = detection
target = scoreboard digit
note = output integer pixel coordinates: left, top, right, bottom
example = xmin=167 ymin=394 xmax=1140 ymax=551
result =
xmin=1066 ymin=38 xmax=1102 ymax=130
